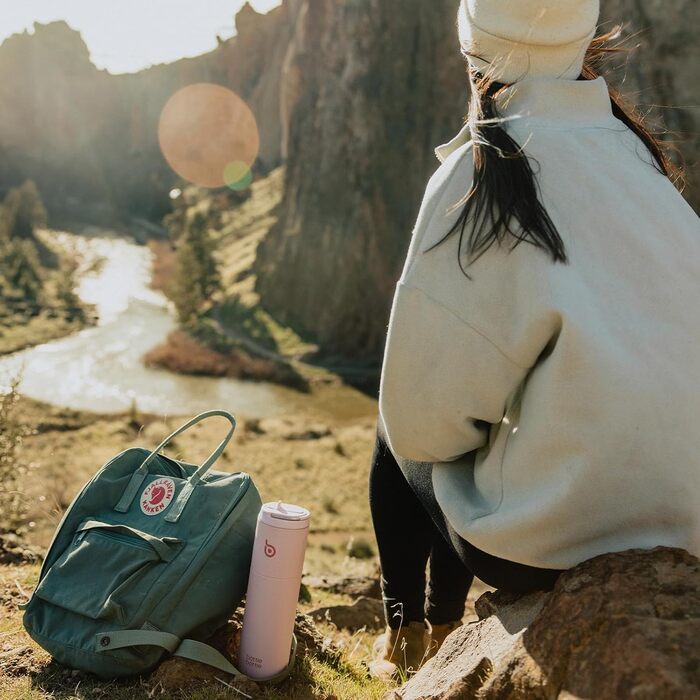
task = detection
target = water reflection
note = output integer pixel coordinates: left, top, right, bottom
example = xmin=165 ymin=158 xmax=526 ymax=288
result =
xmin=0 ymin=232 xmax=349 ymax=418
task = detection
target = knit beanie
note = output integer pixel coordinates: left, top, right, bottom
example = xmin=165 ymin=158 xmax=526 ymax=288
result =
xmin=457 ymin=0 xmax=600 ymax=83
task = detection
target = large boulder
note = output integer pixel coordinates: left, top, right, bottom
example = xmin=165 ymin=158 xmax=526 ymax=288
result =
xmin=389 ymin=547 xmax=700 ymax=700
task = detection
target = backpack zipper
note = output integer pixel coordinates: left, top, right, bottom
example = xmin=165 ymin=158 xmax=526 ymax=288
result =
xmin=74 ymin=528 xmax=155 ymax=552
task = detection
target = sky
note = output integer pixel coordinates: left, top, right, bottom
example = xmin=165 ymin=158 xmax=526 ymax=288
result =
xmin=0 ymin=0 xmax=282 ymax=74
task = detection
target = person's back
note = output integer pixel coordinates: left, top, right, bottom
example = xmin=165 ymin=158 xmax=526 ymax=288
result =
xmin=394 ymin=75 xmax=700 ymax=568
xmin=370 ymin=0 xmax=699 ymax=681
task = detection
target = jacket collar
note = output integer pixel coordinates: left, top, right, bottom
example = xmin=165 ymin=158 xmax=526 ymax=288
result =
xmin=435 ymin=121 xmax=471 ymax=163
xmin=435 ymin=76 xmax=614 ymax=163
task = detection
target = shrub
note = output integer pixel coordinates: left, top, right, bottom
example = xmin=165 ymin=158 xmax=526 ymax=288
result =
xmin=0 ymin=374 xmax=32 ymax=530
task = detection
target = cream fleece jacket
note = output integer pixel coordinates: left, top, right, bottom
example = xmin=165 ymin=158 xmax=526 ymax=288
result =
xmin=379 ymin=76 xmax=700 ymax=570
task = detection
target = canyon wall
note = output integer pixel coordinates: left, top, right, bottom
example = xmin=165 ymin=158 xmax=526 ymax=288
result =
xmin=255 ymin=0 xmax=468 ymax=361
xmin=0 ymin=4 xmax=302 ymax=226
xmin=600 ymin=0 xmax=698 ymax=197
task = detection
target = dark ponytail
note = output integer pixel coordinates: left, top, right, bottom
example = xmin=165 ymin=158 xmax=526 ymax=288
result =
xmin=428 ymin=28 xmax=684 ymax=277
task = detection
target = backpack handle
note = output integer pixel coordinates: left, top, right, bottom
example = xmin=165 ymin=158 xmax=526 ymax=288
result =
xmin=114 ymin=410 xmax=237 ymax=516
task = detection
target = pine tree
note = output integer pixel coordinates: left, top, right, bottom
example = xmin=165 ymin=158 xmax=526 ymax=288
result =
xmin=188 ymin=212 xmax=221 ymax=299
xmin=55 ymin=258 xmax=84 ymax=320
xmin=1 ymin=239 xmax=43 ymax=302
xmin=170 ymin=213 xmax=221 ymax=325
xmin=3 ymin=180 xmax=47 ymax=240
xmin=171 ymin=239 xmax=205 ymax=324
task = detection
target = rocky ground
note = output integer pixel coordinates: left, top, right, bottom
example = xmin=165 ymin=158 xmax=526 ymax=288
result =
xmin=392 ymin=547 xmax=700 ymax=700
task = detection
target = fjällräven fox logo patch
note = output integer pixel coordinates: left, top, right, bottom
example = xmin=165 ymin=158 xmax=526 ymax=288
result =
xmin=140 ymin=477 xmax=175 ymax=515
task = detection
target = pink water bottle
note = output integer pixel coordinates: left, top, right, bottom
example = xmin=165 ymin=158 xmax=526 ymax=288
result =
xmin=238 ymin=501 xmax=310 ymax=680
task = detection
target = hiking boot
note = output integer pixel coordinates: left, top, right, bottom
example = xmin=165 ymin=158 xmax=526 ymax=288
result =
xmin=369 ymin=621 xmax=429 ymax=682
xmin=425 ymin=620 xmax=462 ymax=660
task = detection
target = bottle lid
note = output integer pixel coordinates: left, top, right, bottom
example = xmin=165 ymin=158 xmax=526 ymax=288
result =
xmin=259 ymin=501 xmax=310 ymax=530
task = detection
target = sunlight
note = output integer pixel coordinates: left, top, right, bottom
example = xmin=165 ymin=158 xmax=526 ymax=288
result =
xmin=0 ymin=0 xmax=283 ymax=74
xmin=158 ymin=83 xmax=260 ymax=189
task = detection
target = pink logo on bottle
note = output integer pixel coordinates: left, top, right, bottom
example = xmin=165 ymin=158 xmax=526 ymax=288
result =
xmin=264 ymin=539 xmax=276 ymax=558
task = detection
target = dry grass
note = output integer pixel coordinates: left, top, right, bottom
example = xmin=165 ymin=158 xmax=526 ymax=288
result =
xmin=13 ymin=395 xmax=377 ymax=554
xmin=143 ymin=329 xmax=309 ymax=391
xmin=0 ymin=564 xmax=389 ymax=700
xmin=144 ymin=329 xmax=260 ymax=377
xmin=0 ymin=313 xmax=86 ymax=357
xmin=0 ymin=393 xmax=392 ymax=698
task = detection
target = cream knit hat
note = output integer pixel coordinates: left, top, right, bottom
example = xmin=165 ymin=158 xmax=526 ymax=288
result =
xmin=457 ymin=0 xmax=600 ymax=83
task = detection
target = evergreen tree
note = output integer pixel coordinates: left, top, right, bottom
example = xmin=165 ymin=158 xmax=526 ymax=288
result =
xmin=188 ymin=212 xmax=221 ymax=299
xmin=0 ymin=206 xmax=9 ymax=243
xmin=55 ymin=258 xmax=84 ymax=320
xmin=3 ymin=180 xmax=47 ymax=240
xmin=1 ymin=239 xmax=43 ymax=301
xmin=171 ymin=239 xmax=205 ymax=324
xmin=170 ymin=213 xmax=221 ymax=324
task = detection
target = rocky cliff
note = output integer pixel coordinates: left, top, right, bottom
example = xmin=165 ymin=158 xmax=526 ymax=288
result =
xmin=0 ymin=4 xmax=302 ymax=226
xmin=601 ymin=0 xmax=698 ymax=198
xmin=254 ymin=0 xmax=699 ymax=364
xmin=255 ymin=0 xmax=468 ymax=362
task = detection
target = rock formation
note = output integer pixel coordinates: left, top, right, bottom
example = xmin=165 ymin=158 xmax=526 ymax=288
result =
xmin=600 ymin=0 xmax=698 ymax=203
xmin=1 ymin=2 xmax=696 ymax=362
xmin=389 ymin=547 xmax=700 ymax=700
xmin=0 ymin=4 xmax=303 ymax=226
xmin=254 ymin=0 xmax=467 ymax=361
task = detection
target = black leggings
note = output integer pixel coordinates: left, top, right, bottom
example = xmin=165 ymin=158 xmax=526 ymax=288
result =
xmin=369 ymin=430 xmax=562 ymax=628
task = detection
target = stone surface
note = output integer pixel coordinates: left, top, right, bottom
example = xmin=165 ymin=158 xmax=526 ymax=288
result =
xmin=390 ymin=547 xmax=700 ymax=700
xmin=255 ymin=0 xmax=468 ymax=362
xmin=303 ymin=574 xmax=382 ymax=599
xmin=309 ymin=596 xmax=385 ymax=631
xmin=151 ymin=608 xmax=340 ymax=691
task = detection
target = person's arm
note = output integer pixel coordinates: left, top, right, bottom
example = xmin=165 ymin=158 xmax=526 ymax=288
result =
xmin=379 ymin=281 xmax=528 ymax=464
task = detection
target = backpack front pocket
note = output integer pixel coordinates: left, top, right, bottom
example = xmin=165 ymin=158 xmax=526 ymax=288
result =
xmin=34 ymin=520 xmax=181 ymax=625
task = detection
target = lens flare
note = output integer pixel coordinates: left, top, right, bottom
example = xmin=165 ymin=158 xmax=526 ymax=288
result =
xmin=224 ymin=160 xmax=253 ymax=191
xmin=158 ymin=83 xmax=259 ymax=188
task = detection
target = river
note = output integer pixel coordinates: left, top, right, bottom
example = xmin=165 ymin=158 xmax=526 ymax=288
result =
xmin=0 ymin=231 xmax=375 ymax=421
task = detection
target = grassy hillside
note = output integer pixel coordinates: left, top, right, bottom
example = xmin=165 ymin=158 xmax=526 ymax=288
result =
xmin=0 ymin=181 xmax=96 ymax=356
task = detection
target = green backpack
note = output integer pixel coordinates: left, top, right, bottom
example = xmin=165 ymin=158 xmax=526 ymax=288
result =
xmin=21 ymin=410 xmax=295 ymax=681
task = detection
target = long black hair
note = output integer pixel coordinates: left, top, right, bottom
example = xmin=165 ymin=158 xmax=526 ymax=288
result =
xmin=427 ymin=29 xmax=684 ymax=277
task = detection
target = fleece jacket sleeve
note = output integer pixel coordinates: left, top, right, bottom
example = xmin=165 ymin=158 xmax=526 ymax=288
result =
xmin=379 ymin=282 xmax=529 ymax=464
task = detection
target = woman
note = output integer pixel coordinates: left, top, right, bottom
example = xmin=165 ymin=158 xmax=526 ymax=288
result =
xmin=369 ymin=0 xmax=699 ymax=681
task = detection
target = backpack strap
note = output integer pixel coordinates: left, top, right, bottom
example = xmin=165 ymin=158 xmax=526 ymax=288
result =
xmin=114 ymin=410 xmax=237 ymax=518
xmin=95 ymin=629 xmax=296 ymax=684
xmin=173 ymin=636 xmax=297 ymax=684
